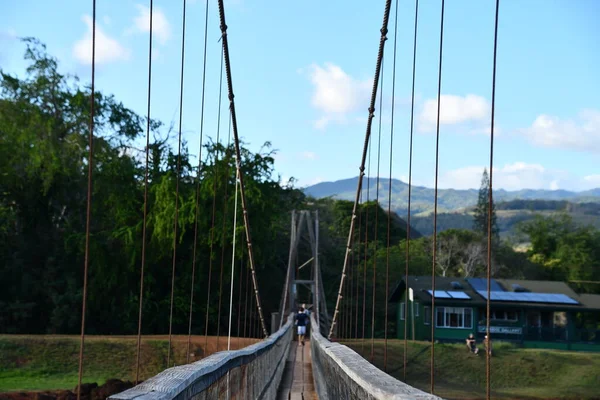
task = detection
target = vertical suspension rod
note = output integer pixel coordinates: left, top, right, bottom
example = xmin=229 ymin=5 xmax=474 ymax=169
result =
xmin=136 ymin=0 xmax=153 ymax=381
xmin=216 ymin=0 xmax=268 ymax=337
xmin=167 ymin=0 xmax=187 ymax=368
xmin=486 ymin=1 xmax=501 ymax=399
xmin=328 ymin=0 xmax=393 ymax=340
xmin=430 ymin=0 xmax=446 ymax=394
xmin=384 ymin=0 xmax=400 ymax=372
xmin=404 ymin=0 xmax=420 ymax=381
xmin=77 ymin=0 xmax=96 ymax=397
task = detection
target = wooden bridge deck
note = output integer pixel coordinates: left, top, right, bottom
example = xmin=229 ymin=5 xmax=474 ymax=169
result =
xmin=276 ymin=340 xmax=318 ymax=400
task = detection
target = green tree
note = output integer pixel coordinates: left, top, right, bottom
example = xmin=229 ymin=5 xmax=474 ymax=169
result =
xmin=473 ymin=168 xmax=499 ymax=239
xmin=519 ymin=214 xmax=600 ymax=291
xmin=0 ymin=38 xmax=308 ymax=335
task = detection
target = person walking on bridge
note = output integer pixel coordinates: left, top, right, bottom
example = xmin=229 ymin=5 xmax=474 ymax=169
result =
xmin=295 ymin=307 xmax=308 ymax=346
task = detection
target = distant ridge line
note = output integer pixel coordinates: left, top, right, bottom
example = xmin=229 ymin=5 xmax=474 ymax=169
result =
xmin=302 ymin=176 xmax=600 ymax=215
xmin=303 ymin=176 xmax=599 ymax=194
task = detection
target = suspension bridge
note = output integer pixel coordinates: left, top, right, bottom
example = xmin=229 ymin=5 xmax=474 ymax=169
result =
xmin=52 ymin=0 xmax=505 ymax=398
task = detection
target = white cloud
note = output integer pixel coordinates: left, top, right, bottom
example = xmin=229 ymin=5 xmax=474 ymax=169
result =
xmin=306 ymin=63 xmax=371 ymax=129
xmin=0 ymin=28 xmax=18 ymax=65
xmin=584 ymin=175 xmax=600 ymax=186
xmin=396 ymin=174 xmax=429 ymax=188
xmin=304 ymin=177 xmax=324 ymax=187
xmin=73 ymin=15 xmax=129 ymax=65
xmin=131 ymin=4 xmax=171 ymax=45
xmin=467 ymin=122 xmax=502 ymax=136
xmin=300 ymin=151 xmax=317 ymax=160
xmin=0 ymin=28 xmax=17 ymax=40
xmin=520 ymin=109 xmax=600 ymax=153
xmin=418 ymin=94 xmax=490 ymax=132
xmin=440 ymin=162 xmax=574 ymax=191
xmin=314 ymin=116 xmax=329 ymax=130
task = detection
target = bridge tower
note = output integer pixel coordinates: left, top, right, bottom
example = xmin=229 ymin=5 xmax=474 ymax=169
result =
xmin=277 ymin=210 xmax=331 ymax=335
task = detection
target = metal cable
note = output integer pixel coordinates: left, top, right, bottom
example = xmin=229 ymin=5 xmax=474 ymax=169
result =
xmin=187 ymin=0 xmax=210 ymax=364
xmin=167 ymin=0 xmax=187 ymax=368
xmin=249 ymin=290 xmax=255 ymax=338
xmin=256 ymin=305 xmax=261 ymax=338
xmin=76 ymin=0 xmax=96 ymax=398
xmin=340 ymin=271 xmax=345 ymax=339
xmin=384 ymin=0 xmax=400 ymax=373
xmin=343 ymin=262 xmax=348 ymax=339
xmin=243 ymin=257 xmax=249 ymax=338
xmin=217 ymin=0 xmax=269 ymax=337
xmin=430 ymin=0 xmax=445 ymax=394
xmin=349 ymin=233 xmax=355 ymax=339
xmin=350 ymin=210 xmax=358 ymax=340
xmin=216 ymin=109 xmax=234 ymax=352
xmin=341 ymin=246 xmax=347 ymax=338
xmin=236 ymin=252 xmax=244 ymax=349
xmin=404 ymin=0 xmax=420 ymax=381
xmin=349 ymin=254 xmax=354 ymax=339
xmin=204 ymin=46 xmax=225 ymax=352
xmin=370 ymin=55 xmax=385 ymax=362
xmin=486 ymin=1 xmax=501 ymax=399
xmin=328 ymin=0 xmax=393 ymax=340
xmin=362 ymin=143 xmax=371 ymax=351
xmin=354 ymin=199 xmax=362 ymax=340
xmin=227 ymin=168 xmax=240 ymax=351
xmin=135 ymin=0 xmax=153 ymax=382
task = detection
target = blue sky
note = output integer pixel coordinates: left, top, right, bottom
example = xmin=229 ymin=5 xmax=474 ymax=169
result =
xmin=1 ymin=0 xmax=599 ymax=191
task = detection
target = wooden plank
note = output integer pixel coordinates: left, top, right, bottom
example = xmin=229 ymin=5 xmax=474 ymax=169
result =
xmin=276 ymin=340 xmax=318 ymax=400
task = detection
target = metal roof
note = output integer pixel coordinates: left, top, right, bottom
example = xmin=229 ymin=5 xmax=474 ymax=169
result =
xmin=389 ymin=276 xmax=600 ymax=311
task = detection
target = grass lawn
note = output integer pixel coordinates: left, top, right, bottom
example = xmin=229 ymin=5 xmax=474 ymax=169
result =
xmin=343 ymin=339 xmax=600 ymax=400
xmin=0 ymin=335 xmax=258 ymax=392
xmin=3 ymin=335 xmax=599 ymax=399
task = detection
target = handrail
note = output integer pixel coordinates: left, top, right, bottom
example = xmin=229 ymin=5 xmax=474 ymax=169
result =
xmin=110 ymin=314 xmax=294 ymax=400
xmin=310 ymin=315 xmax=443 ymax=400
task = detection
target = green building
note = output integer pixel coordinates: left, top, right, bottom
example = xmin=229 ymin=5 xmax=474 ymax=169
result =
xmin=390 ymin=276 xmax=600 ymax=352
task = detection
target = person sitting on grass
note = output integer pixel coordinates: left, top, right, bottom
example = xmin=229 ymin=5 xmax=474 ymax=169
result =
xmin=466 ymin=333 xmax=479 ymax=355
xmin=484 ymin=335 xmax=492 ymax=356
xmin=296 ymin=307 xmax=308 ymax=346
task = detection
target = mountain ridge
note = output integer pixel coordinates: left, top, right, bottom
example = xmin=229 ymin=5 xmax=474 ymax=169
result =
xmin=303 ymin=176 xmax=600 ymax=215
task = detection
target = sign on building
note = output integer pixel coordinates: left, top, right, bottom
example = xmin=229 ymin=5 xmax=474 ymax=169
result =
xmin=478 ymin=326 xmax=522 ymax=335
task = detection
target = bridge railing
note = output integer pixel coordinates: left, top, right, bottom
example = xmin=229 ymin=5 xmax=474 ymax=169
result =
xmin=310 ymin=314 xmax=443 ymax=400
xmin=110 ymin=314 xmax=293 ymax=400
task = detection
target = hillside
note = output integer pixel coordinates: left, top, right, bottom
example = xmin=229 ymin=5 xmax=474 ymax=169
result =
xmin=304 ymin=178 xmax=600 ymax=237
xmin=411 ymin=200 xmax=600 ymax=237
xmin=304 ymin=177 xmax=600 ymax=215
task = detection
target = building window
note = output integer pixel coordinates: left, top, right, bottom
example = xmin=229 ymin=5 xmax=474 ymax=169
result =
xmin=415 ymin=302 xmax=420 ymax=317
xmin=436 ymin=307 xmax=473 ymax=329
xmin=424 ymin=306 xmax=431 ymax=325
xmin=490 ymin=310 xmax=518 ymax=322
xmin=400 ymin=302 xmax=405 ymax=320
